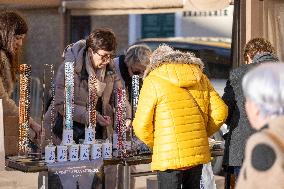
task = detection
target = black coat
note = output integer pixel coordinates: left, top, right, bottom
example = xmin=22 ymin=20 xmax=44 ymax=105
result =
xmin=222 ymin=63 xmax=256 ymax=166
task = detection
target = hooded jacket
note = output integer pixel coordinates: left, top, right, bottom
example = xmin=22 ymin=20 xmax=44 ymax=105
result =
xmin=133 ymin=46 xmax=228 ymax=171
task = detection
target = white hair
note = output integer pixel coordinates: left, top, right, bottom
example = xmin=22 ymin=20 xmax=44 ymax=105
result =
xmin=125 ymin=44 xmax=151 ymax=67
xmin=242 ymin=62 xmax=284 ymax=117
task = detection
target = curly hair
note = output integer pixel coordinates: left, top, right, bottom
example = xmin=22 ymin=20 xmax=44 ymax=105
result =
xmin=243 ymin=38 xmax=275 ymax=63
xmin=0 ymin=11 xmax=28 ymax=81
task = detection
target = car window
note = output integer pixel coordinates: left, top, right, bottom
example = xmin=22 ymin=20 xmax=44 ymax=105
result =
xmin=135 ymin=40 xmax=231 ymax=79
xmin=200 ymin=48 xmax=231 ymax=78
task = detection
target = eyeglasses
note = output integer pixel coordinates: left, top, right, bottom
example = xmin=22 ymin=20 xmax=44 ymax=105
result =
xmin=96 ymin=51 xmax=115 ymax=61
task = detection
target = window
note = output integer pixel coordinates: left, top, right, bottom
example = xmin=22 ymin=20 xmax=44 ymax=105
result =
xmin=141 ymin=14 xmax=175 ymax=38
xmin=70 ymin=16 xmax=91 ymax=43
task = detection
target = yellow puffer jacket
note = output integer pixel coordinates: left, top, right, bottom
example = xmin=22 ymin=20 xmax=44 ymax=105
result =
xmin=133 ymin=48 xmax=228 ymax=171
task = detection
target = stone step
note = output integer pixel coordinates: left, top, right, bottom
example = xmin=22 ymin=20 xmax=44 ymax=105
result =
xmin=147 ymin=176 xmax=158 ymax=189
xmin=146 ymin=175 xmax=225 ymax=189
xmin=0 ymin=170 xmax=38 ymax=189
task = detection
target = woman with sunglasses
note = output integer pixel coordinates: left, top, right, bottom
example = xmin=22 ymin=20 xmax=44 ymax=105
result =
xmin=44 ymin=28 xmax=128 ymax=145
xmin=113 ymin=44 xmax=151 ymax=97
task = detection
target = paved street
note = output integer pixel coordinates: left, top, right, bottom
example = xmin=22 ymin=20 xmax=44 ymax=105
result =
xmin=134 ymin=164 xmax=225 ymax=189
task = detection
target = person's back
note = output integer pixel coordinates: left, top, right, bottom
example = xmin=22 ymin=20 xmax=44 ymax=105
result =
xmin=236 ymin=63 xmax=284 ymax=189
xmin=222 ymin=38 xmax=279 ymax=181
xmin=237 ymin=117 xmax=284 ymax=189
xmin=133 ymin=45 xmax=228 ymax=189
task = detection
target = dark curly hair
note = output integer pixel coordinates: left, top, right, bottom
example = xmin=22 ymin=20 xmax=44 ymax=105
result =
xmin=0 ymin=11 xmax=28 ymax=81
xmin=243 ymin=38 xmax=275 ymax=63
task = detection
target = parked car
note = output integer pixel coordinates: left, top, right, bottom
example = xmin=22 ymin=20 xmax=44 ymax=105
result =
xmin=134 ymin=37 xmax=232 ymax=79
xmin=135 ymin=37 xmax=231 ymax=174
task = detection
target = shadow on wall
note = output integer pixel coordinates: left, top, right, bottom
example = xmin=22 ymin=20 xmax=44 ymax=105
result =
xmin=12 ymin=77 xmax=42 ymax=123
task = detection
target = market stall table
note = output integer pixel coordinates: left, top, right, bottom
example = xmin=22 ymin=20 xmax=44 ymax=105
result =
xmin=6 ymin=149 xmax=223 ymax=189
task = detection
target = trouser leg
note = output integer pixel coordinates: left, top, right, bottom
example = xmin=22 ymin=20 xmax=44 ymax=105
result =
xmin=157 ymin=170 xmax=182 ymax=189
xmin=182 ymin=165 xmax=203 ymax=189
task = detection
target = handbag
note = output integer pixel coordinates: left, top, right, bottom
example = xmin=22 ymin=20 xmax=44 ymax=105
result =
xmin=52 ymin=112 xmax=85 ymax=144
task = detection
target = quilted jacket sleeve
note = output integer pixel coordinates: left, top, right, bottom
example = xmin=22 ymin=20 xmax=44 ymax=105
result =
xmin=133 ymin=77 xmax=157 ymax=148
xmin=205 ymin=77 xmax=228 ymax=136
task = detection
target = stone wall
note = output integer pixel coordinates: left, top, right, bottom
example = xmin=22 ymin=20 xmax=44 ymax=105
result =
xmin=20 ymin=9 xmax=62 ymax=77
xmin=91 ymin=15 xmax=129 ymax=55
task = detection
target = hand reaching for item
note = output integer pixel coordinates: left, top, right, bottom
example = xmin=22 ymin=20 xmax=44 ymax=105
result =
xmin=29 ymin=119 xmax=45 ymax=146
xmin=97 ymin=114 xmax=111 ymax=126
xmin=126 ymin=118 xmax=132 ymax=130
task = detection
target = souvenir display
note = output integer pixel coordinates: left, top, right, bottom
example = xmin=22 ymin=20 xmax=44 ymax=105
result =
xmin=131 ymin=75 xmax=151 ymax=155
xmin=49 ymin=64 xmax=56 ymax=143
xmin=62 ymin=62 xmax=74 ymax=145
xmin=84 ymin=75 xmax=97 ymax=144
xmin=91 ymin=143 xmax=102 ymax=160
xmin=18 ymin=64 xmax=32 ymax=155
xmin=45 ymin=145 xmax=56 ymax=163
xmin=57 ymin=145 xmax=68 ymax=162
xmin=102 ymin=141 xmax=112 ymax=159
xmin=68 ymin=144 xmax=79 ymax=161
xmin=79 ymin=144 xmax=90 ymax=161
xmin=131 ymin=75 xmax=140 ymax=115
xmin=44 ymin=64 xmax=56 ymax=162
xmin=115 ymin=88 xmax=128 ymax=157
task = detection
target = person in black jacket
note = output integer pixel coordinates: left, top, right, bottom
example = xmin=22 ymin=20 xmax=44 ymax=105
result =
xmin=113 ymin=44 xmax=151 ymax=100
xmin=112 ymin=44 xmax=151 ymax=189
xmin=222 ymin=38 xmax=279 ymax=188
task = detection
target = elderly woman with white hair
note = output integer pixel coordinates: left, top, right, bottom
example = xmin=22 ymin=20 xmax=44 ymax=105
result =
xmin=236 ymin=63 xmax=284 ymax=189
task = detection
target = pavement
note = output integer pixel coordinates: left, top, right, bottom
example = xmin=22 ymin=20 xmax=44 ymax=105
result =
xmin=134 ymin=164 xmax=225 ymax=189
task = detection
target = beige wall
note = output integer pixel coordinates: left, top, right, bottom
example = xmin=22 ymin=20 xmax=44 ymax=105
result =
xmin=21 ymin=9 xmax=62 ymax=77
xmin=5 ymin=8 xmax=63 ymax=121
xmin=91 ymin=15 xmax=129 ymax=55
xmin=245 ymin=0 xmax=284 ymax=61
xmin=245 ymin=0 xmax=264 ymax=41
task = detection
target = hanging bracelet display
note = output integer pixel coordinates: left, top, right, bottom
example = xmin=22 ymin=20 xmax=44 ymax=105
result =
xmin=115 ymin=88 xmax=127 ymax=157
xmin=62 ymin=62 xmax=74 ymax=145
xmin=18 ymin=64 xmax=32 ymax=155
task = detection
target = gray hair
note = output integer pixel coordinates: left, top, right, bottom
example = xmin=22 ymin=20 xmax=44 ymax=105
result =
xmin=125 ymin=44 xmax=151 ymax=67
xmin=242 ymin=63 xmax=284 ymax=117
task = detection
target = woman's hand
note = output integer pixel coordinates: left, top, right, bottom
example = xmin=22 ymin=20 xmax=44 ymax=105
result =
xmin=97 ymin=114 xmax=111 ymax=127
xmin=29 ymin=120 xmax=45 ymax=146
xmin=126 ymin=118 xmax=132 ymax=130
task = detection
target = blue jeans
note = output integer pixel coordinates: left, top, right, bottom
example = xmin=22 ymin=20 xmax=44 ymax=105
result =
xmin=234 ymin=166 xmax=241 ymax=178
xmin=157 ymin=165 xmax=203 ymax=189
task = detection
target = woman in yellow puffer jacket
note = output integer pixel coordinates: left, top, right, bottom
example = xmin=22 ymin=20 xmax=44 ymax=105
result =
xmin=133 ymin=45 xmax=228 ymax=189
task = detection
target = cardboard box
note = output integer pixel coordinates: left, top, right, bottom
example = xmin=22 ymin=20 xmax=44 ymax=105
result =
xmin=3 ymin=116 xmax=19 ymax=136
xmin=3 ymin=116 xmax=19 ymax=156
xmin=4 ymin=136 xmax=18 ymax=156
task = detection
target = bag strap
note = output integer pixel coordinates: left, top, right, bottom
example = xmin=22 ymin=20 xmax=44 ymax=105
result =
xmin=185 ymin=89 xmax=205 ymax=121
xmin=265 ymin=130 xmax=284 ymax=152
